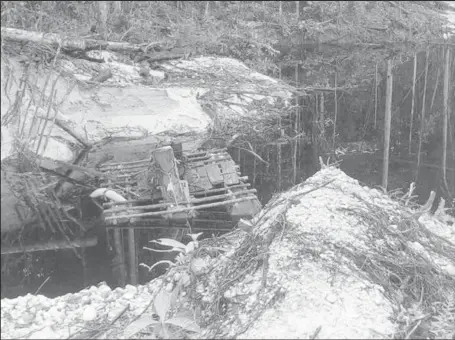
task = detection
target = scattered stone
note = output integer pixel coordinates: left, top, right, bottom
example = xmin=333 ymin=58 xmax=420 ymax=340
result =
xmin=325 ymin=294 xmax=338 ymax=304
xmin=30 ymin=326 xmax=60 ymax=339
xmin=17 ymin=310 xmax=35 ymax=325
xmin=82 ymin=306 xmax=97 ymax=322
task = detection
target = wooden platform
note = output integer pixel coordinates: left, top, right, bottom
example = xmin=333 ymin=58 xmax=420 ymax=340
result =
xmin=97 ymin=144 xmax=262 ymax=228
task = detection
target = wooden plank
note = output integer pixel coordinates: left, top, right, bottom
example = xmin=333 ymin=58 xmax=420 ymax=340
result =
xmin=186 ymin=167 xmax=212 ymax=191
xmin=99 ymin=158 xmax=150 ymax=168
xmin=100 ymin=163 xmax=150 ymax=171
xmin=37 ymin=156 xmax=108 ymax=178
xmin=206 ymin=163 xmax=224 ymax=185
xmin=108 ymin=224 xmax=234 ymax=232
xmin=218 ymin=159 xmax=236 ymax=173
xmin=104 ymin=196 xmax=258 ymax=221
xmin=102 ymin=183 xmax=252 ymax=207
xmin=187 ymin=156 xmax=232 ymax=168
xmin=1 ymin=237 xmax=98 ymax=254
xmin=127 ymin=229 xmax=138 ymax=285
xmin=104 ymin=189 xmax=258 ymax=214
xmin=54 ymin=146 xmax=92 ymax=195
xmin=230 ymin=198 xmax=262 ymax=220
xmin=152 ymin=146 xmax=190 ymax=203
xmin=223 ymin=172 xmax=239 ymax=185
xmin=219 ymin=160 xmax=239 ymax=185
xmin=112 ymin=229 xmax=127 ymax=287
xmin=192 ymin=183 xmax=250 ymax=194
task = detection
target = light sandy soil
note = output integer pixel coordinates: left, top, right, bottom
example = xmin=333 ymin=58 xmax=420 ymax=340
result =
xmin=2 ymin=167 xmax=453 ymax=339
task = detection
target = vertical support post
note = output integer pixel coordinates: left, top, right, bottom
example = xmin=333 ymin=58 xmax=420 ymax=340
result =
xmin=382 ymin=59 xmax=393 ymax=190
xmin=252 ymin=154 xmax=257 ymax=186
xmin=152 ymin=146 xmax=189 ymax=204
xmin=312 ymin=94 xmax=320 ymax=173
xmin=294 ymin=62 xmax=299 ymax=184
xmin=277 ymin=122 xmax=283 ymax=192
xmin=112 ymin=228 xmax=127 ymax=287
xmin=277 ymin=142 xmax=282 ymax=192
xmin=408 ymin=55 xmax=416 ymax=154
xmin=127 ymin=228 xmax=138 ymax=285
xmin=81 ymin=245 xmax=88 ymax=289
xmin=441 ymin=46 xmax=450 ymax=191
xmin=333 ymin=73 xmax=338 ymax=148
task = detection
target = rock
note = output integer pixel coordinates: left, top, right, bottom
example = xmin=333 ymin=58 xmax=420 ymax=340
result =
xmin=12 ymin=328 xmax=31 ymax=338
xmin=125 ymin=284 xmax=137 ymax=294
xmin=88 ymin=286 xmax=98 ymax=294
xmin=66 ymin=294 xmax=80 ymax=304
xmin=98 ymin=285 xmax=112 ymax=293
xmin=17 ymin=310 xmax=35 ymax=325
xmin=30 ymin=326 xmax=60 ymax=339
xmin=81 ymin=295 xmax=91 ymax=305
xmin=123 ymin=285 xmax=137 ymax=299
xmin=325 ymin=294 xmax=337 ymax=304
xmin=123 ymin=291 xmax=136 ymax=300
xmin=113 ymin=287 xmax=125 ymax=297
xmin=82 ymin=306 xmax=97 ymax=322
xmin=107 ymin=305 xmax=127 ymax=321
xmin=99 ymin=284 xmax=111 ymax=297
xmin=49 ymin=306 xmax=65 ymax=322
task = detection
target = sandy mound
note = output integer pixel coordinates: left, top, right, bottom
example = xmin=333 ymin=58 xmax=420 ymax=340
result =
xmin=0 ymin=55 xmax=211 ymax=162
xmin=1 ymin=52 xmax=291 ymax=163
xmin=2 ymin=167 xmax=454 ymax=339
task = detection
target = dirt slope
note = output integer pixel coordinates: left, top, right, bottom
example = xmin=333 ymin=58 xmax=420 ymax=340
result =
xmin=2 ymin=167 xmax=454 ymax=339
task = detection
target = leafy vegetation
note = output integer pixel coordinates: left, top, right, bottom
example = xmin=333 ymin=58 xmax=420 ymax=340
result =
xmin=130 ymin=233 xmax=205 ymax=339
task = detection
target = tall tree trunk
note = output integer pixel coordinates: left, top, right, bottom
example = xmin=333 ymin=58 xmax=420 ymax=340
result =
xmin=442 ymin=46 xmax=451 ymax=199
xmin=113 ymin=1 xmax=122 ymax=15
xmin=416 ymin=48 xmax=430 ymax=181
xmin=320 ymin=92 xmax=325 ymax=151
xmin=293 ymin=62 xmax=299 ymax=184
xmin=333 ymin=72 xmax=338 ymax=148
xmin=374 ymin=62 xmax=378 ymax=129
xmin=408 ymin=53 xmax=417 ymax=154
xmin=382 ymin=59 xmax=393 ymax=190
xmin=430 ymin=65 xmax=441 ymax=112
xmin=312 ymin=95 xmax=319 ymax=173
xmin=98 ymin=1 xmax=109 ymax=40
xmin=205 ymin=1 xmax=210 ymax=17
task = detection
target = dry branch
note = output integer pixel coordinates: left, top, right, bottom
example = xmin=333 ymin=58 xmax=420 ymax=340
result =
xmin=1 ymin=27 xmax=162 ymax=52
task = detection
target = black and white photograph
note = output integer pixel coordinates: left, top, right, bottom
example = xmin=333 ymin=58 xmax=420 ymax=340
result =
xmin=1 ymin=1 xmax=454 ymax=339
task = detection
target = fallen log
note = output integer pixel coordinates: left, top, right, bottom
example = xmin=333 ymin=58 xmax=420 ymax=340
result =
xmin=1 ymin=27 xmax=162 ymax=52
xmin=54 ymin=118 xmax=91 ymax=147
xmin=1 ymin=237 xmax=98 ymax=255
xmin=104 ymin=195 xmax=258 ymax=221
xmin=37 ymin=156 xmax=108 ymax=178
xmin=103 ymin=189 xmax=258 ymax=214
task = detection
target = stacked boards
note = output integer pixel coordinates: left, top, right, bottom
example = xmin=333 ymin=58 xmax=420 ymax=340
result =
xmin=98 ymin=144 xmax=262 ymax=230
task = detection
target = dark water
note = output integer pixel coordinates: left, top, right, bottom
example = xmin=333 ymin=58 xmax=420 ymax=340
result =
xmin=339 ymin=152 xmax=454 ymax=212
